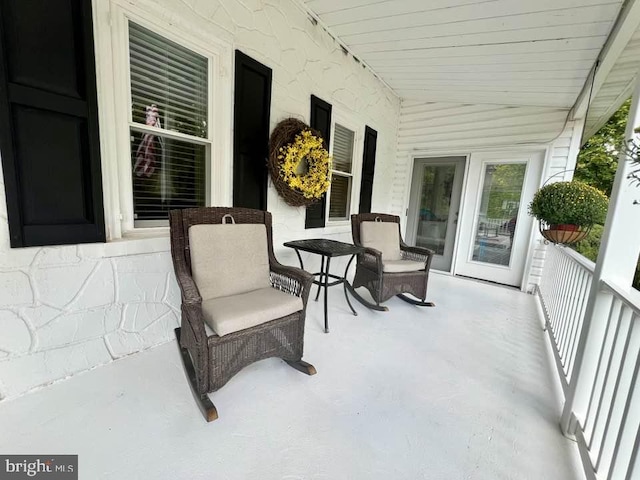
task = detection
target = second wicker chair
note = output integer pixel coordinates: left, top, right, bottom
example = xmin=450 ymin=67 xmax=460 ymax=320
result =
xmin=350 ymin=213 xmax=435 ymax=311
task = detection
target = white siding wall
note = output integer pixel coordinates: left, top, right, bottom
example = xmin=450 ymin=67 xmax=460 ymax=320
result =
xmin=0 ymin=0 xmax=400 ymax=400
xmin=393 ymin=100 xmax=582 ymax=291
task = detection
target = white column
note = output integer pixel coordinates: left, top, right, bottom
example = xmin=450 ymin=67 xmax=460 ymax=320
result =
xmin=561 ymin=78 xmax=640 ymax=434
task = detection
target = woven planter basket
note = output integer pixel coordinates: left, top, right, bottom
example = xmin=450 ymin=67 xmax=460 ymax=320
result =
xmin=268 ymin=118 xmax=328 ymax=207
xmin=539 ymin=223 xmax=590 ymax=245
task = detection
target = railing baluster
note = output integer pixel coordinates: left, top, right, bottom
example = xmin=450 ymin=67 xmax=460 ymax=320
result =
xmin=608 ymin=314 xmax=640 ymax=480
xmin=588 ymin=299 xmax=630 ymax=454
xmin=567 ymin=275 xmax=593 ymax=383
xmin=557 ymin=261 xmax=577 ymax=360
xmin=560 ymin=266 xmax=584 ymax=367
xmin=582 ymin=298 xmax=621 ymax=438
xmin=623 ymin=421 xmax=640 ymax=480
xmin=593 ymin=305 xmax=633 ymax=469
xmin=598 ymin=308 xmax=639 ymax=477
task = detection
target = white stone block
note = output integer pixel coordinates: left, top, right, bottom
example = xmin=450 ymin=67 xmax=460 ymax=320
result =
xmin=37 ymin=246 xmax=81 ymax=267
xmin=117 ymin=272 xmax=167 ymax=303
xmin=69 ymin=261 xmax=115 ymax=310
xmin=164 ymin=274 xmax=181 ymax=312
xmin=121 ymin=303 xmax=177 ymax=333
xmin=0 ymin=247 xmax=39 ymax=271
xmin=139 ymin=312 xmax=179 ymax=350
xmin=113 ymin=252 xmax=173 ymax=273
xmin=0 ymin=310 xmax=32 ymax=354
xmin=37 ymin=306 xmax=121 ymax=349
xmin=21 ymin=304 xmax=62 ymax=329
xmin=33 ymin=262 xmax=96 ymax=308
xmin=0 ymin=271 xmax=33 ymax=307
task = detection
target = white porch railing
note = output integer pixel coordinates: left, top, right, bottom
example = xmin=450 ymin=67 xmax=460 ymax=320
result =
xmin=537 ymin=245 xmax=640 ymax=480
xmin=538 ymin=245 xmax=595 ymax=390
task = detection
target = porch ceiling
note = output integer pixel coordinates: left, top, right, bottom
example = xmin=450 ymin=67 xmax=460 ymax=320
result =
xmin=302 ymin=0 xmax=625 ymax=107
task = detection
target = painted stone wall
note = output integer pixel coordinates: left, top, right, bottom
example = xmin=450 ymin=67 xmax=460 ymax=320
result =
xmin=0 ymin=0 xmax=400 ymax=400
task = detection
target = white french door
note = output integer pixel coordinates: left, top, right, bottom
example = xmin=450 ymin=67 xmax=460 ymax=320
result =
xmin=406 ymin=157 xmax=465 ymax=272
xmin=454 ymin=151 xmax=544 ymax=287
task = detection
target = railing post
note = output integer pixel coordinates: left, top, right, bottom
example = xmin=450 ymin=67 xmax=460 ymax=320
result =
xmin=561 ymin=78 xmax=640 ymax=435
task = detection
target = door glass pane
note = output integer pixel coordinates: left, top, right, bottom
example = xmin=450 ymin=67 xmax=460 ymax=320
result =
xmin=415 ymin=164 xmax=456 ymax=255
xmin=472 ymin=163 xmax=526 ymax=266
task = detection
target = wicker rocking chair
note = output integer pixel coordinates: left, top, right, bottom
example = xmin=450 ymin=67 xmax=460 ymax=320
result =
xmin=169 ymin=207 xmax=316 ymax=422
xmin=350 ymin=213 xmax=436 ymax=311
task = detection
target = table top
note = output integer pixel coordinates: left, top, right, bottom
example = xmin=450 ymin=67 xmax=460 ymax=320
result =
xmin=284 ymin=238 xmax=364 ymax=257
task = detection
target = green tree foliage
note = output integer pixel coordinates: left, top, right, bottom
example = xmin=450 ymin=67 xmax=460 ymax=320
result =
xmin=575 ymin=98 xmax=631 ymax=195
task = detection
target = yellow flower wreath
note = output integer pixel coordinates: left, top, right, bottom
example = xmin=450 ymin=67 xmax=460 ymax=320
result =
xmin=278 ymin=130 xmax=331 ymax=199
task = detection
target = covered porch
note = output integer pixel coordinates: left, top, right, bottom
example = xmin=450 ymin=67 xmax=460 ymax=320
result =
xmin=0 ymin=274 xmax=581 ymax=479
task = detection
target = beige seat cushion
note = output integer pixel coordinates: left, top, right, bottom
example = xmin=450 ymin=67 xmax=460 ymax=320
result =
xmin=202 ymin=287 xmax=303 ymax=337
xmin=189 ymin=224 xmax=271 ymax=300
xmin=383 ymin=259 xmax=425 ymax=273
xmin=360 ymin=221 xmax=402 ymax=261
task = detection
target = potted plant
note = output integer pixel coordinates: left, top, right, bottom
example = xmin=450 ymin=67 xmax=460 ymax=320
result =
xmin=528 ymin=181 xmax=609 ymax=244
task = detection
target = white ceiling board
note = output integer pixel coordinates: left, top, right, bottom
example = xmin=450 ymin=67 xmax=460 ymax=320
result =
xmin=302 ymin=0 xmax=625 ymax=107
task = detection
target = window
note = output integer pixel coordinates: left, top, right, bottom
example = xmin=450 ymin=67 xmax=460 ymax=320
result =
xmin=127 ymin=22 xmax=210 ymax=227
xmin=328 ymin=123 xmax=356 ymax=221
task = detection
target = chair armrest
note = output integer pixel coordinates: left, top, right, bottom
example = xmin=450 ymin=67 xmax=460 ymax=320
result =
xmin=174 ymin=264 xmax=202 ymax=306
xmin=270 ymin=262 xmax=314 ymax=307
xmin=359 ymin=247 xmax=383 ymax=275
xmin=401 ymin=245 xmax=435 ymax=269
xmin=172 ymin=265 xmax=207 ymax=346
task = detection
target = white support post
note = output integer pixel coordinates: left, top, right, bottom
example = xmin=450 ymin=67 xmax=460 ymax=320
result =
xmin=561 ymin=78 xmax=640 ymax=434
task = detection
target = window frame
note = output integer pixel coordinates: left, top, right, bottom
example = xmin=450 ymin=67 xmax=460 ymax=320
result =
xmin=325 ymin=113 xmax=364 ymax=226
xmin=93 ymin=1 xmax=233 ymax=239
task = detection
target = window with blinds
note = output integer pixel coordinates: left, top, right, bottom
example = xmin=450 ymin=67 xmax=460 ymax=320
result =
xmin=128 ymin=21 xmax=209 ymax=226
xmin=328 ymin=123 xmax=355 ymax=220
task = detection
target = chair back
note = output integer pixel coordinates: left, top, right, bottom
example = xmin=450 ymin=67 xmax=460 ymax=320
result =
xmin=169 ymin=207 xmax=275 ymax=298
xmin=351 ymin=214 xmax=404 ymax=261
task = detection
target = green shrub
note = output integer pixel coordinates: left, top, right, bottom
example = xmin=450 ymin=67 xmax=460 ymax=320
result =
xmin=572 ymin=224 xmax=603 ymax=262
xmin=572 ymin=224 xmax=640 ymax=290
xmin=528 ymin=181 xmax=608 ymax=227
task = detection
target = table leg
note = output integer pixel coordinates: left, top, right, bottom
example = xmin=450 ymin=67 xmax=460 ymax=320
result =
xmin=293 ymin=249 xmax=304 ymax=270
xmin=315 ymin=256 xmax=325 ymax=302
xmin=343 ymin=254 xmax=358 ymax=316
xmin=323 ymin=256 xmax=330 ymax=333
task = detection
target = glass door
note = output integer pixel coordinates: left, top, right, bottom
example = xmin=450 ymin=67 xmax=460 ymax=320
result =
xmin=406 ymin=157 xmax=465 ymax=272
xmin=454 ymin=151 xmax=544 ymax=287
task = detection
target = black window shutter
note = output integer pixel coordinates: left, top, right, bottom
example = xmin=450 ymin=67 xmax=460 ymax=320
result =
xmin=358 ymin=126 xmax=377 ymax=214
xmin=0 ymin=0 xmax=105 ymax=247
xmin=305 ymin=95 xmax=332 ymax=229
xmin=233 ymin=50 xmax=272 ymax=210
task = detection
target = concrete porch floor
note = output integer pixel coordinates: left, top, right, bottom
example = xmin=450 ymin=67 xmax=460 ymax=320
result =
xmin=0 ymin=274 xmax=582 ymax=480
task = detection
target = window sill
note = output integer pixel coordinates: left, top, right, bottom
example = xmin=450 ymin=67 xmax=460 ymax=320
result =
xmin=79 ymin=229 xmax=170 ymax=259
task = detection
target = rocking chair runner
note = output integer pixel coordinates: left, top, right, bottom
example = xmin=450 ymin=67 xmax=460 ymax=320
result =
xmin=169 ymin=207 xmax=316 ymax=422
xmin=350 ymin=213 xmax=436 ymax=311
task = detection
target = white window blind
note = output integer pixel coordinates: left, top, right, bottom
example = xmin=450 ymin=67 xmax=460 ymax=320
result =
xmin=128 ymin=21 xmax=209 ymax=226
xmin=328 ymin=123 xmax=355 ymax=220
